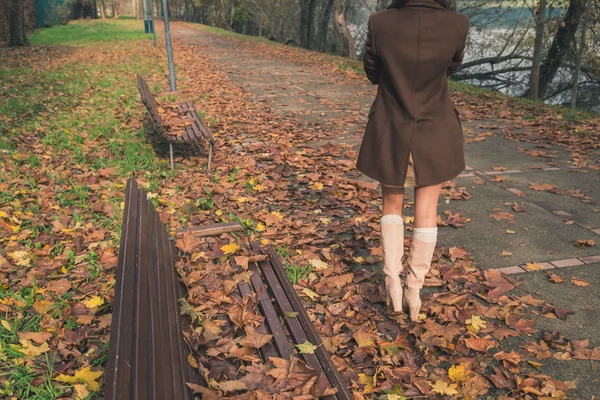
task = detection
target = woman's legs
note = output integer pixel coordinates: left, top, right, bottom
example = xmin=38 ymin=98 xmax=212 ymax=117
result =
xmin=380 ymin=185 xmax=406 ymax=314
xmin=405 ymin=182 xmax=443 ymax=320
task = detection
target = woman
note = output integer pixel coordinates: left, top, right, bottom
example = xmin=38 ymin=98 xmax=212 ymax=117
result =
xmin=356 ymin=0 xmax=469 ymax=321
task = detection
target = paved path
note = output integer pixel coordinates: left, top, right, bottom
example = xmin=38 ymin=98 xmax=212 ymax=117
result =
xmin=171 ymin=23 xmax=600 ymax=397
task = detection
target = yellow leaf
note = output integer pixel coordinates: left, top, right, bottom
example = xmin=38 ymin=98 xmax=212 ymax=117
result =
xmin=73 ymin=384 xmax=90 ymax=400
xmin=188 ymin=353 xmax=199 ymax=368
xmin=15 ymin=339 xmax=50 ymax=357
xmin=301 ymin=288 xmax=319 ymax=300
xmin=403 ymin=215 xmax=414 ymax=224
xmin=524 ymin=262 xmax=545 ymax=271
xmin=252 ymin=184 xmax=268 ymax=192
xmin=61 ymin=266 xmax=68 ymax=274
xmin=312 ymin=182 xmax=324 ymax=190
xmin=309 ymin=259 xmax=328 ymax=270
xmin=7 ymin=250 xmax=31 ymax=267
xmin=55 ymin=366 xmax=103 ymax=391
xmin=506 ymin=230 xmax=516 ymax=234
xmin=358 ymin=373 xmax=377 ymax=394
xmin=448 ymin=364 xmax=471 ymax=382
xmin=431 ymin=380 xmax=459 ymax=396
xmin=83 ymin=296 xmax=104 ymax=309
xmin=237 ymin=197 xmax=247 ymax=203
xmin=295 ymin=340 xmax=318 ymax=354
xmin=465 ymin=315 xmax=486 ymax=333
xmin=1 ymin=320 xmax=11 ymax=331
xmin=0 ymin=211 xmax=7 ymax=218
xmin=255 ymin=222 xmax=266 ymax=232
xmin=215 ymin=209 xmax=223 ymax=216
xmin=220 ymin=243 xmax=241 ymax=255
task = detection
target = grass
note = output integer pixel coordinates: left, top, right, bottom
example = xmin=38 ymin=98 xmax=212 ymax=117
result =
xmin=0 ymin=19 xmax=168 ymax=399
xmin=29 ymin=20 xmax=152 ymax=46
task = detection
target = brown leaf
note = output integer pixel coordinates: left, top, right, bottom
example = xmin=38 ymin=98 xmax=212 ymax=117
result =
xmin=239 ymin=326 xmax=273 ymax=349
xmin=45 ymin=278 xmax=71 ymax=295
xmin=489 ymin=211 xmax=515 ymax=222
xmin=570 ymin=277 xmax=590 ymax=287
xmin=547 ymin=271 xmax=564 ymax=283
xmin=175 ymin=230 xmax=203 ymax=253
xmin=529 ymin=183 xmax=557 ymax=191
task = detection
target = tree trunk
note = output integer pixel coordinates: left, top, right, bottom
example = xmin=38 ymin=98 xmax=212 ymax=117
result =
xmin=571 ymin=0 xmax=591 ymax=108
xmin=299 ymin=0 xmax=310 ymax=48
xmin=333 ymin=0 xmax=356 ymax=59
xmin=112 ymin=0 xmax=118 ymax=18
xmin=9 ymin=0 xmax=28 ymax=46
xmin=537 ymin=0 xmax=586 ymax=98
xmin=307 ymin=0 xmax=317 ymax=49
xmin=318 ymin=0 xmax=334 ymax=52
xmin=99 ymin=0 xmax=106 ymax=18
xmin=529 ymin=0 xmax=546 ymax=100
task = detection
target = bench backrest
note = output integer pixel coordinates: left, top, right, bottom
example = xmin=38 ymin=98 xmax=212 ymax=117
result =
xmin=136 ymin=75 xmax=164 ymax=127
xmin=105 ymin=178 xmax=201 ymax=399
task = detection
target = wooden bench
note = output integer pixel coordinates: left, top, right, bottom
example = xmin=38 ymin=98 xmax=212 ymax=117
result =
xmin=106 ymin=179 xmax=351 ymax=398
xmin=136 ymin=74 xmax=215 ymax=170
xmin=105 ymin=178 xmax=201 ymax=399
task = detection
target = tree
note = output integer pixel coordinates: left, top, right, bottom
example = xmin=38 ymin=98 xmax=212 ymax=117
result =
xmin=571 ymin=0 xmax=591 ymax=108
xmin=9 ymin=0 xmax=28 ymax=46
xmin=537 ymin=0 xmax=586 ymax=98
xmin=333 ymin=0 xmax=356 ymax=59
xmin=299 ymin=0 xmax=316 ymax=49
xmin=529 ymin=0 xmax=547 ymax=100
xmin=317 ymin=0 xmax=334 ymax=52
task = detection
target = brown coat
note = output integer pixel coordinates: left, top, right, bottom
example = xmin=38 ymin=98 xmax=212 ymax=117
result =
xmin=356 ymin=0 xmax=470 ymax=187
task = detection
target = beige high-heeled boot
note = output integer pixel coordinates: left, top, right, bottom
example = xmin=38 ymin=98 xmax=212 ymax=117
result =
xmin=404 ymin=227 xmax=437 ymax=321
xmin=381 ymin=215 xmax=405 ymax=316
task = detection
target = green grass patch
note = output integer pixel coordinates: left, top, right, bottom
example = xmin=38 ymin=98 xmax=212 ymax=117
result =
xmin=29 ymin=20 xmax=151 ymax=46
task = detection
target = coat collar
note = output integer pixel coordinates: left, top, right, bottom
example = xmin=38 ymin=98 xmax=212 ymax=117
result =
xmin=403 ymin=0 xmax=445 ymax=10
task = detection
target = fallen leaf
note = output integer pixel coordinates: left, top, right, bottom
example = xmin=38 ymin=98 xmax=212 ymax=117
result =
xmin=221 ymin=243 xmax=241 ymax=255
xmin=431 ymin=380 xmax=458 ymax=395
xmin=547 ymin=271 xmax=564 ymax=283
xmin=295 ymin=340 xmax=318 ymax=354
xmin=448 ymin=364 xmax=471 ymax=382
xmin=570 ymin=277 xmax=590 ymax=287
xmin=54 ymin=366 xmax=103 ymax=391
xmin=83 ymin=296 xmax=104 ymax=309
xmin=524 ymin=262 xmax=545 ymax=271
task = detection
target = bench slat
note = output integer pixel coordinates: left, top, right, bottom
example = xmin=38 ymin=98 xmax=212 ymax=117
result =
xmin=268 ymin=248 xmax=352 ymax=400
xmin=247 ymin=266 xmax=294 ymax=360
xmin=133 ymin=189 xmax=153 ymax=399
xmin=255 ymin=259 xmax=326 ymax=376
xmin=237 ymin=282 xmax=279 ymax=360
xmin=105 ymin=179 xmax=140 ymax=399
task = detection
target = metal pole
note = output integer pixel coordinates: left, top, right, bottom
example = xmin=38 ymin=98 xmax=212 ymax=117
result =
xmin=142 ymin=0 xmax=149 ymax=33
xmin=148 ymin=0 xmax=157 ymax=46
xmin=161 ymin=0 xmax=177 ymax=92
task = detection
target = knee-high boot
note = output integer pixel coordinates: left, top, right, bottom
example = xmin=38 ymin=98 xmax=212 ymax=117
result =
xmin=404 ymin=227 xmax=437 ymax=321
xmin=381 ymin=215 xmax=405 ymax=315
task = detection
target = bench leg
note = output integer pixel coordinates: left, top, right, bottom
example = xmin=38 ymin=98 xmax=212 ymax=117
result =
xmin=207 ymin=143 xmax=213 ymax=171
xmin=169 ymin=143 xmax=174 ymax=170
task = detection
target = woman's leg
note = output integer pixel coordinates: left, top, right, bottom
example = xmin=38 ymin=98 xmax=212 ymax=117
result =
xmin=405 ymin=183 xmax=442 ymax=321
xmin=380 ymin=185 xmax=406 ymax=314
xmin=413 ymin=183 xmax=442 ymax=227
xmin=382 ymin=185 xmax=406 ymax=216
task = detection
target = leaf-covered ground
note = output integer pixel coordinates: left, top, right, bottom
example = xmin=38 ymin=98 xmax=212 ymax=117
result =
xmin=1 ymin=19 xmax=599 ymax=399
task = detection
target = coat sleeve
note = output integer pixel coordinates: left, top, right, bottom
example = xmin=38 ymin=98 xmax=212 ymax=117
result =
xmin=363 ymin=16 xmax=381 ymax=85
xmin=447 ymin=17 xmax=470 ymax=77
